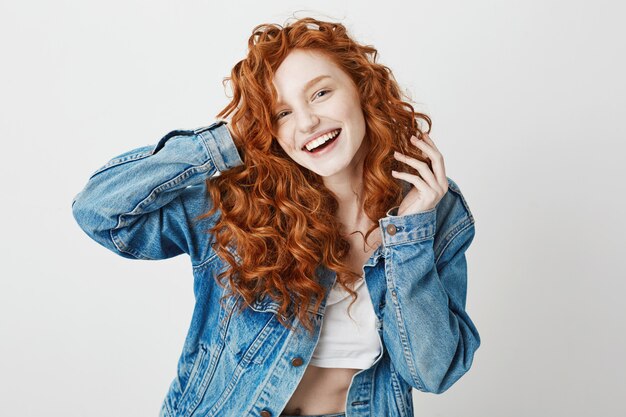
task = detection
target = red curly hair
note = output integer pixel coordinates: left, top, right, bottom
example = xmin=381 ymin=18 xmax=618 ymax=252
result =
xmin=197 ymin=17 xmax=432 ymax=335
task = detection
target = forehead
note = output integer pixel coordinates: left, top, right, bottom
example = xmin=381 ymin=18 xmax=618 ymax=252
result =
xmin=272 ymin=49 xmax=346 ymax=103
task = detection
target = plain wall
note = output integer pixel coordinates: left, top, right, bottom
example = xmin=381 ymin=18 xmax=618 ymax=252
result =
xmin=1 ymin=0 xmax=624 ymax=416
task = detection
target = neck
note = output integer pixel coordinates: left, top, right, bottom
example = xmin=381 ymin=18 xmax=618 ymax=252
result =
xmin=322 ymin=143 xmax=372 ymax=232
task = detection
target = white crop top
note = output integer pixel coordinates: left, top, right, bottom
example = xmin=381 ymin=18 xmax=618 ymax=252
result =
xmin=309 ymin=276 xmax=382 ymax=369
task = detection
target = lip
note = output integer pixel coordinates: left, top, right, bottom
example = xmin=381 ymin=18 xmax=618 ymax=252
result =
xmin=304 ymin=129 xmax=341 ymax=157
xmin=301 ymin=128 xmax=342 ymax=151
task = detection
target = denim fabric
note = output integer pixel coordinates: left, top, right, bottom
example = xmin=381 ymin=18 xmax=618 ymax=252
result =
xmin=71 ymin=121 xmax=481 ymax=417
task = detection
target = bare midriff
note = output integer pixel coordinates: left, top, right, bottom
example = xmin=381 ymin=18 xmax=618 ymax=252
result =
xmin=281 ymin=365 xmax=359 ymax=415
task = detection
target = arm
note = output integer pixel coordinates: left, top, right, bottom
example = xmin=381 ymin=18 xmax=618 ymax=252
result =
xmin=379 ymin=180 xmax=480 ymax=394
xmin=71 ymin=121 xmax=243 ymax=263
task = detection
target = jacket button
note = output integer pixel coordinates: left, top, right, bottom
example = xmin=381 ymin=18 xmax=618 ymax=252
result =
xmin=291 ymin=357 xmax=304 ymax=367
xmin=386 ymin=224 xmax=397 ymax=235
xmin=260 ymin=410 xmax=272 ymax=417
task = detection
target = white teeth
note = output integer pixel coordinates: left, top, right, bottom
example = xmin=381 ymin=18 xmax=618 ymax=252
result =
xmin=305 ymin=129 xmax=341 ymax=151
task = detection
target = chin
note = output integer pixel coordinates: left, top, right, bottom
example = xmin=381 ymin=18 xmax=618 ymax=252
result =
xmin=310 ymin=162 xmax=350 ymax=178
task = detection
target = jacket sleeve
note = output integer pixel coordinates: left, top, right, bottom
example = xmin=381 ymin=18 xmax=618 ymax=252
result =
xmin=71 ymin=121 xmax=243 ymax=264
xmin=378 ymin=177 xmax=480 ymax=394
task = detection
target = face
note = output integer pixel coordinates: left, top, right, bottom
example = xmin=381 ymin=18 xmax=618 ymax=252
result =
xmin=272 ymin=49 xmax=367 ymax=179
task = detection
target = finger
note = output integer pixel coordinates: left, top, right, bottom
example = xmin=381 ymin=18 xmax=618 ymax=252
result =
xmin=391 ymin=170 xmax=430 ymax=192
xmin=419 ymin=132 xmax=440 ymax=152
xmin=411 ymin=135 xmax=447 ymax=191
xmin=393 ymin=150 xmax=437 ymax=189
xmin=413 ymin=134 xmax=440 ymax=160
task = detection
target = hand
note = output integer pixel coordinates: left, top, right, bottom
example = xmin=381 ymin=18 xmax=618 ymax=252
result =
xmin=391 ymin=133 xmax=449 ymax=216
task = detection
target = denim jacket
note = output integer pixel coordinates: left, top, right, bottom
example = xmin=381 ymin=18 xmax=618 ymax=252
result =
xmin=71 ymin=121 xmax=481 ymax=417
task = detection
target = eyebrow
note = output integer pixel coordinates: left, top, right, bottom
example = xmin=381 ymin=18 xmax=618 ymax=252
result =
xmin=275 ymin=75 xmax=332 ymax=106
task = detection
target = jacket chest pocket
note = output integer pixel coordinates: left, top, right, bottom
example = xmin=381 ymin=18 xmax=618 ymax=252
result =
xmin=223 ymin=300 xmax=284 ymax=366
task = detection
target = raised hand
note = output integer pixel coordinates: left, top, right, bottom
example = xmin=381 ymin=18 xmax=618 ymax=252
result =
xmin=391 ymin=133 xmax=449 ymax=216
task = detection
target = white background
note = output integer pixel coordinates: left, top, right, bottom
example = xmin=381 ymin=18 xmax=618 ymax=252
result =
xmin=1 ymin=0 xmax=625 ymax=416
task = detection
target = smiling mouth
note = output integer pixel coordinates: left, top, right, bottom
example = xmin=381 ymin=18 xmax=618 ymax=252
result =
xmin=303 ymin=129 xmax=342 ymax=153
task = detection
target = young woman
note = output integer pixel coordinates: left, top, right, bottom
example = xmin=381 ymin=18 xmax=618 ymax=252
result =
xmin=72 ymin=17 xmax=480 ymax=417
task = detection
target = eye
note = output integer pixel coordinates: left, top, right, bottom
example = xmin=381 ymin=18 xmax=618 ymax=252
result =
xmin=314 ymin=89 xmax=331 ymax=100
xmin=275 ymin=110 xmax=290 ymax=120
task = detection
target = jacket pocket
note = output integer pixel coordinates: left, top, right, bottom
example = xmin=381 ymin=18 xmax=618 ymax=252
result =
xmin=223 ymin=304 xmax=280 ymax=366
xmin=174 ymin=342 xmax=215 ymax=417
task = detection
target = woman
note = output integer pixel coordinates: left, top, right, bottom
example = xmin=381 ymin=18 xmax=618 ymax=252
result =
xmin=72 ymin=17 xmax=480 ymax=417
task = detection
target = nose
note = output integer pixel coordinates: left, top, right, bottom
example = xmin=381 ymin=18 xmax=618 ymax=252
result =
xmin=295 ymin=105 xmax=320 ymax=134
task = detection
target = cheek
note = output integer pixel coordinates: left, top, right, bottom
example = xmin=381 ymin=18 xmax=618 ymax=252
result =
xmin=275 ymin=136 xmax=294 ymax=154
xmin=340 ymin=96 xmax=365 ymax=125
xmin=349 ymin=108 xmax=366 ymax=135
xmin=275 ymin=125 xmax=292 ymax=150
